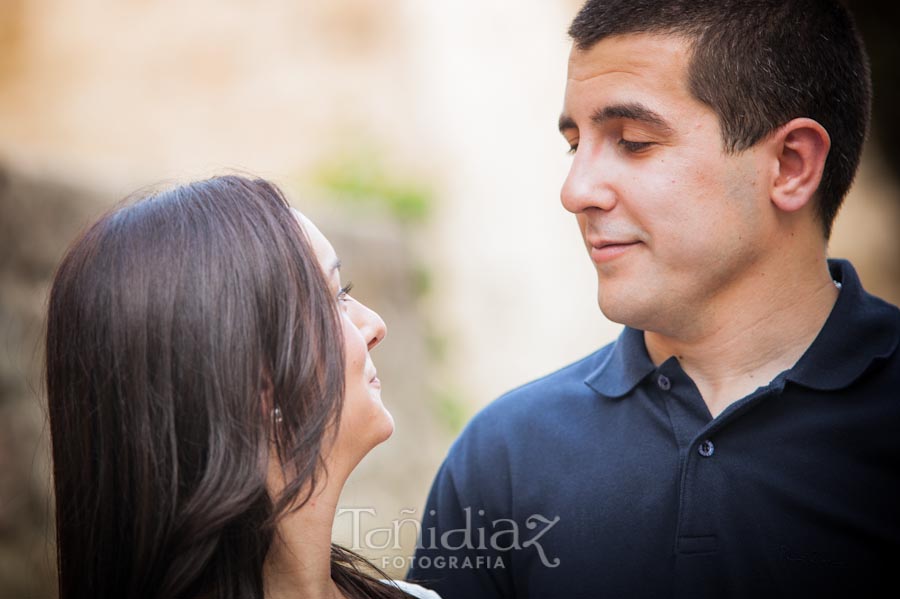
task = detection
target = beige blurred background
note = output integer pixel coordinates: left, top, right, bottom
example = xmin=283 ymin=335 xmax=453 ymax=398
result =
xmin=1 ymin=1 xmax=898 ymax=596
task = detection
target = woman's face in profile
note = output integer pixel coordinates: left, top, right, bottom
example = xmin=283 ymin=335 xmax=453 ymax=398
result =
xmin=294 ymin=210 xmax=394 ymax=462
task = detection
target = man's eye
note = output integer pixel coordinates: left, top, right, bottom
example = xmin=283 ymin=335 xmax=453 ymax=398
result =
xmin=619 ymin=139 xmax=653 ymax=153
xmin=566 ymin=144 xmax=579 ymax=155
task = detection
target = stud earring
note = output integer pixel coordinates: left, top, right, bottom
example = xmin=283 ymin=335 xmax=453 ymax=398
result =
xmin=272 ymin=407 xmax=283 ymax=424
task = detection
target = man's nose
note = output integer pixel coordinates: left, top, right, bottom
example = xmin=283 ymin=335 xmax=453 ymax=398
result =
xmin=560 ymin=148 xmax=617 ymax=214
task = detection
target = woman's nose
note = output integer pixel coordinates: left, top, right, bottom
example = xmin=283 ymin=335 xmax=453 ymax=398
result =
xmin=351 ymin=300 xmax=386 ymax=351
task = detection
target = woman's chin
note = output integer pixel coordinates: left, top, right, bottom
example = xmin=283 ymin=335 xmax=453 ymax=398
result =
xmin=366 ymin=389 xmax=394 ymax=442
xmin=372 ymin=408 xmax=395 ymax=445
xmin=354 ymin=407 xmax=395 ymax=456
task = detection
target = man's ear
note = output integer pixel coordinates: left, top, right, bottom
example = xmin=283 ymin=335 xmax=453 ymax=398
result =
xmin=769 ymin=117 xmax=831 ymax=213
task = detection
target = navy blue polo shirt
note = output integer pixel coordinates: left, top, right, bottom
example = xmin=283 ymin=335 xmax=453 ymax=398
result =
xmin=409 ymin=260 xmax=900 ymax=598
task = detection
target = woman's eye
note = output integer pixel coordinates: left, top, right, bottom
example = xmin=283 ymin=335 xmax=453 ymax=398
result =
xmin=619 ymin=139 xmax=653 ymax=153
xmin=566 ymin=143 xmax=578 ymax=155
xmin=337 ymin=281 xmax=354 ymax=303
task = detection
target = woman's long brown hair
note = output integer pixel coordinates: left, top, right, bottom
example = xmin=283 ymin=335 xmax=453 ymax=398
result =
xmin=45 ymin=175 xmax=411 ymax=599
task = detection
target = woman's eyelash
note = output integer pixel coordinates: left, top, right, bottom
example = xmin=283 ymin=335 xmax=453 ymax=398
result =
xmin=338 ymin=281 xmax=354 ymax=300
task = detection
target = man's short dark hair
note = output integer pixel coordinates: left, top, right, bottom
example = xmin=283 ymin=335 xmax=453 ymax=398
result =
xmin=569 ymin=0 xmax=871 ymax=239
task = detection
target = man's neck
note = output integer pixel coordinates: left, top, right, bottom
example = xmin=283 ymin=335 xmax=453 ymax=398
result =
xmin=644 ymin=255 xmax=839 ymax=418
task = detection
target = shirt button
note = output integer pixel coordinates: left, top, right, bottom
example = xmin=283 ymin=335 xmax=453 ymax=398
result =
xmin=698 ymin=440 xmax=715 ymax=457
xmin=657 ymin=375 xmax=671 ymax=391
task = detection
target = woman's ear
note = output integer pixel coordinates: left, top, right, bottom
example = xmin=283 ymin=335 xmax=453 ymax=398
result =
xmin=769 ymin=117 xmax=831 ymax=213
xmin=259 ymin=369 xmax=276 ymax=416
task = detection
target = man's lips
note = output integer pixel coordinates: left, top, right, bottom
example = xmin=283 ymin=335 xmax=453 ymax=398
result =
xmin=588 ymin=240 xmax=642 ymax=263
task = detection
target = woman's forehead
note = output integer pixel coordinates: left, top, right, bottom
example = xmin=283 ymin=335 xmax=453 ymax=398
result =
xmin=291 ymin=208 xmax=338 ymax=277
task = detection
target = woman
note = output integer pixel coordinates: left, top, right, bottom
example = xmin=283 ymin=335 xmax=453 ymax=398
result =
xmin=45 ymin=175 xmax=439 ymax=599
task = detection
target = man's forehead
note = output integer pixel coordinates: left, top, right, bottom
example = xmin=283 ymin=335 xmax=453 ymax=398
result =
xmin=566 ymin=33 xmax=691 ymax=82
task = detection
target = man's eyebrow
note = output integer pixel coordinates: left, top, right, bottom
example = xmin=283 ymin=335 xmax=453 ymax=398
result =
xmin=558 ymin=114 xmax=577 ymax=133
xmin=558 ymin=103 xmax=674 ymax=134
xmin=592 ymin=103 xmax=673 ymax=133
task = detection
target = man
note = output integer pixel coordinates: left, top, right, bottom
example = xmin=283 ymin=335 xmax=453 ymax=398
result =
xmin=408 ymin=0 xmax=900 ymax=597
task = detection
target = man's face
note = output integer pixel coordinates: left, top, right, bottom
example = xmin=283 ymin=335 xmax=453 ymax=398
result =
xmin=559 ymin=33 xmax=774 ymax=335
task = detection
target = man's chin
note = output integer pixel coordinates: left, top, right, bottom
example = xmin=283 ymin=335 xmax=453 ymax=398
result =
xmin=596 ymin=290 xmax=654 ymax=330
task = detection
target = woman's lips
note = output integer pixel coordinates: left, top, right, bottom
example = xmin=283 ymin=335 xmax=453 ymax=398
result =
xmin=589 ymin=241 xmax=641 ymax=263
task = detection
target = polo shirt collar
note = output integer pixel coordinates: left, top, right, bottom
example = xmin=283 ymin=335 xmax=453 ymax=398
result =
xmin=584 ymin=325 xmax=656 ymax=399
xmin=785 ymin=259 xmax=899 ymax=390
xmin=583 ymin=259 xmax=899 ymax=398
